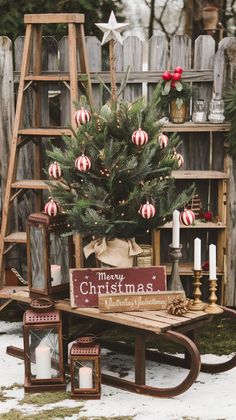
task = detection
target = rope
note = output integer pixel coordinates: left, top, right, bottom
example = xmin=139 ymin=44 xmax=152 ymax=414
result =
xmin=10 ymin=268 xmax=28 ymax=285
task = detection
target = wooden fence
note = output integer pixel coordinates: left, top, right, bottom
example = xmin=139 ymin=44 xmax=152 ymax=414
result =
xmin=0 ymin=33 xmax=236 ymax=305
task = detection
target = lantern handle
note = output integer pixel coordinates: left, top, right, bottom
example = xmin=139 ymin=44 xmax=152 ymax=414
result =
xmin=30 ymin=297 xmax=54 ymax=312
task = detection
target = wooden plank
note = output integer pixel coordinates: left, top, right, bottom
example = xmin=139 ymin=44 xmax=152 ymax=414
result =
xmin=123 ymin=36 xmax=143 ymax=102
xmin=85 ymin=37 xmax=101 ymax=107
xmin=165 ymin=262 xmax=224 ymax=276
xmin=170 ymin=35 xmax=191 ymax=70
xmin=54 ymin=300 xmax=170 ymax=333
xmin=148 ymin=35 xmax=168 ymax=99
xmin=18 ymin=128 xmax=72 ymax=136
xmin=98 ymin=291 xmax=185 ymax=313
xmin=24 ymin=74 xmax=70 ymax=81
xmin=68 ymin=23 xmax=79 ymax=126
xmin=0 ymin=286 xmax=28 ymax=299
xmin=11 ymin=180 xmax=50 ymax=189
xmin=0 ymin=36 xmax=19 ymax=283
xmin=172 ymin=170 xmax=228 ymax=179
xmin=124 ymin=311 xmax=186 ymax=326
xmin=24 ymin=14 xmax=85 ymax=25
xmin=214 ymin=37 xmax=236 ymax=97
xmin=163 ymin=122 xmax=230 ymax=132
xmin=160 ymin=220 xmax=226 ymax=229
xmin=4 ymin=232 xmax=27 ymax=243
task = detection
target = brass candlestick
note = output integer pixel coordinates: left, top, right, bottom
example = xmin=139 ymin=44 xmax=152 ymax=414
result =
xmin=169 ymin=244 xmax=183 ymax=291
xmin=188 ymin=269 xmax=206 ymax=311
xmin=204 ymin=277 xmax=223 ymax=314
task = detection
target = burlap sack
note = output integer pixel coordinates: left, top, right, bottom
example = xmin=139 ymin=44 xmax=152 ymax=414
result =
xmin=83 ymin=237 xmax=142 ymax=267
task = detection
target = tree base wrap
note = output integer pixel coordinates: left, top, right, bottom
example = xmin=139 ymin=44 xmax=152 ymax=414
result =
xmin=83 ymin=238 xmax=143 ymax=268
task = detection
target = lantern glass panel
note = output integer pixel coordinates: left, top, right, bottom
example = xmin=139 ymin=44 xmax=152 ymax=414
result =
xmin=50 ymin=232 xmax=70 ymax=285
xmin=74 ymin=360 xmax=96 ymax=389
xmin=29 ymin=327 xmax=60 ymax=380
xmin=30 ymin=226 xmax=46 ymax=290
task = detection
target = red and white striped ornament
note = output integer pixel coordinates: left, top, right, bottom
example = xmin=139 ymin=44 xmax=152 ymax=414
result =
xmin=48 ymin=161 xmax=62 ymax=179
xmin=158 ymin=133 xmax=169 ymax=149
xmin=75 ymin=154 xmax=91 ymax=172
xmin=179 ymin=208 xmax=195 ymax=226
xmin=139 ymin=201 xmax=156 ymax=219
xmin=44 ymin=199 xmax=60 ymax=217
xmin=174 ymin=152 xmax=184 ymax=168
xmin=132 ymin=128 xmax=149 ymax=146
xmin=74 ymin=108 xmax=91 ymax=126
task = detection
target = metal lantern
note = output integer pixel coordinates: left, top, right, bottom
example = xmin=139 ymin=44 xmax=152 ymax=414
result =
xmin=70 ymin=336 xmax=101 ymax=399
xmin=27 ymin=212 xmax=74 ymax=298
xmin=23 ymin=305 xmax=66 ymax=393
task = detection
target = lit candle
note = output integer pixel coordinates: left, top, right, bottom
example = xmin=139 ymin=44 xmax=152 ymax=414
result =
xmin=51 ymin=264 xmax=62 ymax=286
xmin=172 ymin=210 xmax=180 ymax=248
xmin=194 ymin=237 xmax=201 ymax=270
xmin=209 ymin=244 xmax=216 ymax=279
xmin=79 ymin=366 xmax=93 ymax=388
xmin=35 ymin=342 xmax=51 ymax=379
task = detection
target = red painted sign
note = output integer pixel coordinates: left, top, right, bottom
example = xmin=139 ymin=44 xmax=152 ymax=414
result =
xmin=70 ymin=266 xmax=166 ymax=308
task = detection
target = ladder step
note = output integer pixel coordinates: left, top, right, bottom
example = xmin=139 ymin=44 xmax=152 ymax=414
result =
xmin=24 ymin=74 xmax=71 ymax=82
xmin=11 ymin=180 xmax=50 ymax=190
xmin=24 ymin=13 xmax=85 ymax=24
xmin=18 ymin=128 xmax=72 ymax=136
xmin=4 ymin=232 xmax=27 ymax=243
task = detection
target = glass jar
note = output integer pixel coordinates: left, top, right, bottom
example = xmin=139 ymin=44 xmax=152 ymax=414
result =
xmin=208 ymin=95 xmax=225 ymax=123
xmin=192 ymin=99 xmax=207 ymax=123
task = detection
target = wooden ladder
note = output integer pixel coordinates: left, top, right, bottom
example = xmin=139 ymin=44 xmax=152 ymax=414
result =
xmin=0 ymin=13 xmax=92 ymax=287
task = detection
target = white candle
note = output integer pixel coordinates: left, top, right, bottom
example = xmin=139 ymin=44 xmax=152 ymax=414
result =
xmin=172 ymin=210 xmax=180 ymax=248
xmin=194 ymin=238 xmax=201 ymax=270
xmin=79 ymin=366 xmax=93 ymax=388
xmin=35 ymin=342 xmax=51 ymax=379
xmin=51 ymin=264 xmax=62 ymax=286
xmin=209 ymin=244 xmax=216 ymax=279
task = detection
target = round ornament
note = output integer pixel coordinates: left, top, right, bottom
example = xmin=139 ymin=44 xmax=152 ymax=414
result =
xmin=74 ymin=108 xmax=91 ymax=126
xmin=162 ymin=71 xmax=172 ymax=81
xmin=48 ymin=161 xmax=62 ymax=179
xmin=75 ymin=154 xmax=91 ymax=172
xmin=174 ymin=66 xmax=183 ymax=74
xmin=180 ymin=208 xmax=195 ymax=226
xmin=172 ymin=72 xmax=182 ymax=81
xmin=132 ymin=128 xmax=149 ymax=146
xmin=174 ymin=152 xmax=184 ymax=168
xmin=44 ymin=199 xmax=60 ymax=216
xmin=139 ymin=201 xmax=156 ymax=219
xmin=158 ymin=133 xmax=168 ymax=149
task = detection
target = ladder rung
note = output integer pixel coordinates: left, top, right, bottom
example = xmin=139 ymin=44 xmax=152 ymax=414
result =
xmin=11 ymin=180 xmax=50 ymax=190
xmin=25 ymin=74 xmax=71 ymax=82
xmin=24 ymin=13 xmax=85 ymax=24
xmin=4 ymin=232 xmax=27 ymax=244
xmin=18 ymin=128 xmax=72 ymax=136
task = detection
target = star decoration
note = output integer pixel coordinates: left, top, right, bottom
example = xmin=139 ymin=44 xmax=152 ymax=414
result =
xmin=95 ymin=11 xmax=129 ymax=45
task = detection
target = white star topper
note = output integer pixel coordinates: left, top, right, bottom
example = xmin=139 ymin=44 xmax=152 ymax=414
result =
xmin=95 ymin=11 xmax=129 ymax=45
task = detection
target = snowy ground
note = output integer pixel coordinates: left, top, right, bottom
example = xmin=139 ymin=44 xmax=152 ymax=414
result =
xmin=0 ymin=321 xmax=235 ymax=419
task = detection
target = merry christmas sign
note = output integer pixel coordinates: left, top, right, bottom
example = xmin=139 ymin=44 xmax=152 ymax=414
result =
xmin=70 ymin=266 xmax=166 ymax=308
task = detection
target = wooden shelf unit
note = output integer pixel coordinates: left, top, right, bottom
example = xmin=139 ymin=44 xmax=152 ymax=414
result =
xmin=152 ymin=123 xmax=229 ymax=304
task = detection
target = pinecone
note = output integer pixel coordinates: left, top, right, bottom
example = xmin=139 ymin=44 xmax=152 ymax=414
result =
xmin=167 ymin=297 xmax=189 ymax=316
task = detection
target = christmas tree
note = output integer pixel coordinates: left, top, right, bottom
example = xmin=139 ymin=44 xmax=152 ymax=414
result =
xmin=47 ymin=91 xmax=193 ymax=240
xmin=46 ymin=12 xmax=194 ymax=260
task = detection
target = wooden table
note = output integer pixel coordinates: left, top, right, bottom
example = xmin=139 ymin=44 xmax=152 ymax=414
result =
xmin=1 ymin=286 xmax=236 ymax=398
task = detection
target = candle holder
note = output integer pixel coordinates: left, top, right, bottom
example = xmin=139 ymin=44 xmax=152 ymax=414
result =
xmin=204 ymin=277 xmax=223 ymax=314
xmin=188 ymin=269 xmax=206 ymax=311
xmin=169 ymin=244 xmax=183 ymax=291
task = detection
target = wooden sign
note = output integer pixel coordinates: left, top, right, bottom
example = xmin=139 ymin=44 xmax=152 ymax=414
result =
xmin=98 ymin=291 xmax=186 ymax=313
xmin=70 ymin=266 xmax=166 ymax=308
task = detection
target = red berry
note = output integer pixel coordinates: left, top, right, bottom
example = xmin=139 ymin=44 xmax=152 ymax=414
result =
xmin=162 ymin=71 xmax=172 ymax=81
xmin=172 ymin=72 xmax=182 ymax=81
xmin=174 ymin=66 xmax=183 ymax=74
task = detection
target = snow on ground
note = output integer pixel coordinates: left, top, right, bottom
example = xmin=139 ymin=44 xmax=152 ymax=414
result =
xmin=0 ymin=321 xmax=235 ymax=419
